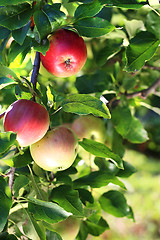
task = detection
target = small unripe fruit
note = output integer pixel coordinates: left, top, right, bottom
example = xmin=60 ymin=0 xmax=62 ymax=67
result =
xmin=3 ymin=99 xmax=49 ymax=147
xmin=71 ymin=115 xmax=106 ymax=162
xmin=30 ymin=126 xmax=78 ymax=172
xmin=71 ymin=115 xmax=106 ymax=142
xmin=40 ymin=29 xmax=87 ymax=78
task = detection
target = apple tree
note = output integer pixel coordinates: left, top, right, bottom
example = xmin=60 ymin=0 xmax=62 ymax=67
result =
xmin=0 ymin=0 xmax=160 ymax=239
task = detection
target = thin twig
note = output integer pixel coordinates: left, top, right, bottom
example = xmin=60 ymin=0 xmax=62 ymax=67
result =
xmin=30 ymin=52 xmax=41 ymax=100
xmin=9 ymin=167 xmax=15 ymax=193
xmin=110 ymin=77 xmax=160 ymax=107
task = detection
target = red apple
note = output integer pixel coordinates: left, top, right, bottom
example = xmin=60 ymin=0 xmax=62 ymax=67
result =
xmin=40 ymin=29 xmax=87 ymax=77
xmin=30 ymin=126 xmax=78 ymax=172
xmin=3 ymin=99 xmax=49 ymax=147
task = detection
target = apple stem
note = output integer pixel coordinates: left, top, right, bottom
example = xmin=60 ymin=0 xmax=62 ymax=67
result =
xmin=30 ymin=51 xmax=41 ymax=100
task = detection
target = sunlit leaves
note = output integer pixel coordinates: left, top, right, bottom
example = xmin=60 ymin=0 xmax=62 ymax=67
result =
xmin=79 ymin=138 xmax=124 ymax=169
xmin=62 ymin=94 xmax=111 ymax=119
xmin=28 ymin=197 xmax=72 ymax=224
xmin=124 ymin=31 xmax=160 ymax=72
xmin=99 ymin=190 xmax=134 ymax=219
xmin=74 ymin=17 xmax=115 ymax=37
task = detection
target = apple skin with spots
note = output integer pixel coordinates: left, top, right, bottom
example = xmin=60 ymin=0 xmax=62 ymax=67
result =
xmin=40 ymin=29 xmax=87 ymax=78
xmin=30 ymin=126 xmax=78 ymax=172
xmin=3 ymin=99 xmax=49 ymax=147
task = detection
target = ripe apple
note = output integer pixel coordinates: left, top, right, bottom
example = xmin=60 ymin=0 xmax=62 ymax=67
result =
xmin=30 ymin=126 xmax=78 ymax=172
xmin=40 ymin=29 xmax=87 ymax=78
xmin=71 ymin=115 xmax=106 ymax=162
xmin=3 ymin=99 xmax=49 ymax=147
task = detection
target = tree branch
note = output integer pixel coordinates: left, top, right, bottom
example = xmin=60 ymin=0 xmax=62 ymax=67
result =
xmin=30 ymin=52 xmax=41 ymax=99
xmin=9 ymin=167 xmax=15 ymax=194
xmin=110 ymin=77 xmax=160 ymax=107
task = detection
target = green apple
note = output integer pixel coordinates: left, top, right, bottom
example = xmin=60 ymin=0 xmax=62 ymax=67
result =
xmin=30 ymin=126 xmax=78 ymax=172
xmin=71 ymin=115 xmax=106 ymax=162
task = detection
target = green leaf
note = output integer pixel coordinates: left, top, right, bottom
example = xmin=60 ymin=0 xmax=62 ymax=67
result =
xmin=145 ymin=11 xmax=160 ymax=40
xmin=76 ymin=221 xmax=88 ymax=240
xmin=0 ymin=132 xmax=17 ymax=155
xmin=0 ymin=66 xmax=18 ymax=80
xmin=33 ymin=10 xmax=52 ymax=40
xmin=13 ymin=175 xmax=29 ymax=198
xmin=0 ymin=232 xmax=18 ymax=239
xmin=0 ymin=26 xmax=11 ymax=40
xmin=124 ymin=31 xmax=160 ymax=72
xmin=43 ymin=3 xmax=66 ymax=30
xmin=46 ymin=230 xmax=63 ymax=240
xmin=125 ymin=116 xmax=149 ymax=143
xmin=2 ymin=148 xmax=33 ymax=168
xmin=74 ymin=0 xmax=104 ymax=19
xmin=8 ymin=37 xmax=31 ymax=64
xmin=22 ymin=211 xmax=46 ymax=240
xmin=75 ymin=71 xmax=111 ymax=94
xmin=0 ymin=3 xmax=33 ymax=30
xmin=0 ymin=176 xmax=12 ymax=232
xmin=50 ymin=185 xmax=84 ymax=217
xmin=112 ymin=130 xmax=125 ymax=158
xmin=62 ymin=94 xmax=111 ymax=119
xmin=79 ymin=138 xmax=123 ymax=169
xmin=32 ymin=38 xmax=50 ymax=55
xmin=77 ymin=188 xmax=94 ymax=205
xmin=95 ymin=42 xmax=121 ymax=67
xmin=12 ymin=21 xmax=31 ymax=45
xmin=0 ymin=77 xmax=17 ymax=90
xmin=100 ymin=0 xmax=147 ymax=9
xmin=28 ymin=197 xmax=72 ymax=224
xmin=73 ymin=170 xmax=126 ymax=189
xmin=85 ymin=217 xmax=109 ymax=236
xmin=99 ymin=190 xmax=134 ymax=219
xmin=0 ymin=0 xmax=32 ymax=6
xmin=111 ymin=105 xmax=132 ymax=136
xmin=116 ymin=161 xmax=137 ymax=178
xmin=74 ymin=17 xmax=115 ymax=37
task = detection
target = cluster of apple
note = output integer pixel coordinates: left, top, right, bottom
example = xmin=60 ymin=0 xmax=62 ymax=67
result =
xmin=3 ymin=99 xmax=106 ymax=172
xmin=2 ymin=28 xmax=105 ymax=171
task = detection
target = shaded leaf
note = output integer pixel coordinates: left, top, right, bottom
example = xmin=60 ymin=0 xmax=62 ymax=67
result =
xmin=0 ymin=3 xmax=33 ymax=30
xmin=99 ymin=190 xmax=134 ymax=219
xmin=124 ymin=31 xmax=160 ymax=72
xmin=33 ymin=10 xmax=52 ymax=40
xmin=12 ymin=21 xmax=31 ymax=45
xmin=85 ymin=217 xmax=109 ymax=236
xmin=13 ymin=175 xmax=29 ymax=198
xmin=0 ymin=176 xmax=12 ymax=232
xmin=50 ymin=185 xmax=84 ymax=217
